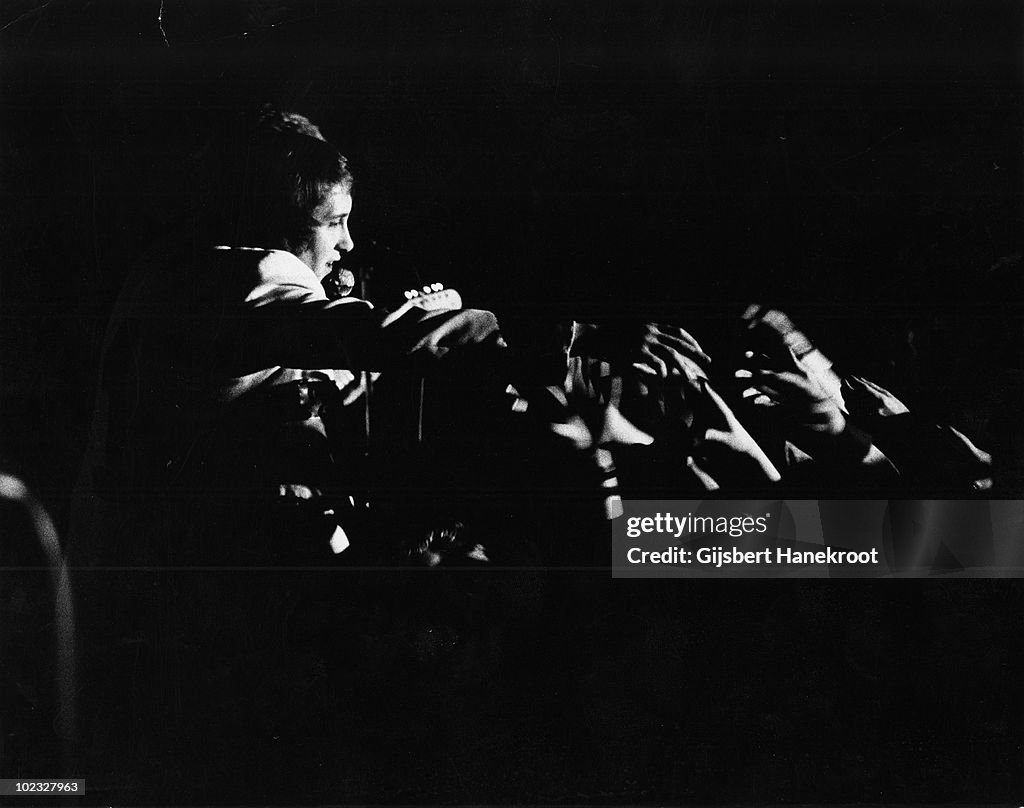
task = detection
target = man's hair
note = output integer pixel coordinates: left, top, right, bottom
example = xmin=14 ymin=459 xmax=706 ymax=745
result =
xmin=257 ymin=107 xmax=325 ymax=141
xmin=210 ymin=107 xmax=354 ymax=249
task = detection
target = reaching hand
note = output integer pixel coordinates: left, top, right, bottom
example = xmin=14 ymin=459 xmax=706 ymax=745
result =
xmin=571 ymin=321 xmax=711 ymax=381
xmin=842 ymin=374 xmax=910 ymax=419
xmin=737 ymin=305 xmax=847 ymax=437
xmin=689 ymin=379 xmax=782 ymax=489
xmin=406 ymin=308 xmax=508 ymax=357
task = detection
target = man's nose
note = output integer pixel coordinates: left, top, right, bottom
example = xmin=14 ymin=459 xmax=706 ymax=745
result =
xmin=337 ymin=225 xmax=354 ymax=253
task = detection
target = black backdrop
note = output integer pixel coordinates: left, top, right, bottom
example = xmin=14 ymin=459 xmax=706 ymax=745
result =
xmin=2 ymin=0 xmax=1024 ymax=503
xmin=1 ymin=1 xmax=1023 ymax=804
xmin=2 ymin=0 xmax=1021 ymax=507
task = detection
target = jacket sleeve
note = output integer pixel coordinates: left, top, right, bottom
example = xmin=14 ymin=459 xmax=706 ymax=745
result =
xmin=212 ymin=249 xmax=505 ymax=375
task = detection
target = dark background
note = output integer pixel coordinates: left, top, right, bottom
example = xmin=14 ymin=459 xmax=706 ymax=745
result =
xmin=1 ymin=1 xmax=1023 ymax=804
xmin=2 ymin=0 xmax=1021 ymax=512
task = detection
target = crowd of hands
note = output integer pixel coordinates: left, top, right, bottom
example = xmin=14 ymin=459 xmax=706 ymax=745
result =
xmin=496 ymin=303 xmax=939 ymax=495
xmin=319 ymin=296 xmax=993 ymax=567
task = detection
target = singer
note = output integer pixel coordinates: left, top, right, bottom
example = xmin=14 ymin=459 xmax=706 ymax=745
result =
xmin=69 ymin=109 xmax=507 ymax=567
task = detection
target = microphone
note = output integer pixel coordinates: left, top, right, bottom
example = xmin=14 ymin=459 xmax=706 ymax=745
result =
xmin=323 ymin=267 xmax=356 ymax=300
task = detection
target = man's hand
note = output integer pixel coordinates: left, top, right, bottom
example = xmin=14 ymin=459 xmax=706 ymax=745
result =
xmin=688 ymin=380 xmax=782 ymax=489
xmin=402 ymin=307 xmax=507 ymax=358
xmin=737 ymin=305 xmax=847 ymax=437
xmin=842 ymin=374 xmax=910 ymax=418
xmin=570 ymin=321 xmax=711 ymax=380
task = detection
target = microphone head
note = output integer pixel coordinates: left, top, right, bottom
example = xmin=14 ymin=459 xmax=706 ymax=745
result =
xmin=324 ymin=268 xmax=356 ymax=299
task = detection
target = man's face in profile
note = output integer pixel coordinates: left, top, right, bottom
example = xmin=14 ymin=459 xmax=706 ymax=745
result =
xmin=294 ymin=184 xmax=354 ymax=280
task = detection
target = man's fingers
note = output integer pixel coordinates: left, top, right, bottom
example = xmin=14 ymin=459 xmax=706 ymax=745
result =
xmin=754 ymin=368 xmax=818 ymax=394
xmin=648 ymin=322 xmax=702 ymax=345
xmin=647 ymin=325 xmax=712 ymax=365
xmin=700 ymin=380 xmax=743 ymax=427
xmin=750 ymin=381 xmax=785 ymax=400
xmin=741 ymin=303 xmax=764 ymax=322
xmin=844 ymin=375 xmax=910 ymax=416
xmin=685 ymin=456 xmax=721 ymax=491
xmin=639 ymin=345 xmax=669 ymax=378
xmin=700 ymin=429 xmax=782 ymax=482
xmin=740 ymin=387 xmax=778 ymax=407
xmin=647 ymin=341 xmax=708 ymax=381
xmin=742 ymin=306 xmax=815 ymax=369
xmin=702 ymin=428 xmax=734 ymax=445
